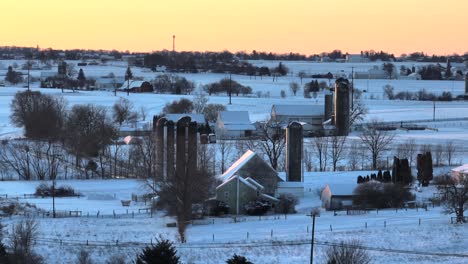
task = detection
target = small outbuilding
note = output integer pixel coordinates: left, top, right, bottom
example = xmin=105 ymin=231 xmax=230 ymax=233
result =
xmin=321 ymin=184 xmax=356 ymax=210
xmin=215 ymin=111 xmax=256 ymax=139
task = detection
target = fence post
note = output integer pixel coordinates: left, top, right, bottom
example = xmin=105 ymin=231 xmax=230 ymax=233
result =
xmin=307 ymin=226 xmax=309 ymax=233
xmin=384 ymin=221 xmax=386 ymax=228
xmin=132 ymin=211 xmax=134 ymax=218
xmin=116 ymin=240 xmax=119 ymax=246
xmin=419 ymin=218 xmax=421 ymax=226
xmin=86 ymin=240 xmax=88 ymax=246
xmin=212 ymin=234 xmax=215 ymax=242
xmin=212 ymin=219 xmax=214 ymax=224
xmin=247 ymin=232 xmax=249 ymax=240
xmin=365 ymin=222 xmax=367 ymax=229
xmin=271 ymin=229 xmax=273 ymax=238
xmin=330 ymin=225 xmax=332 ymax=232
xmin=113 ymin=210 xmax=115 ymax=218
xmin=97 ymin=211 xmax=100 ymax=218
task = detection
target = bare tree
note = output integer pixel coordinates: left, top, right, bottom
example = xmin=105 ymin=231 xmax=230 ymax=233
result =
xmin=359 ymin=120 xmax=395 ymax=170
xmin=289 ymin=82 xmax=300 ymax=96
xmin=297 ymin=71 xmax=306 ymax=85
xmin=445 ymin=140 xmax=456 ymax=166
xmin=193 ymin=89 xmax=209 ymax=114
xmin=10 ymin=218 xmax=43 ymax=263
xmin=139 ymin=106 xmax=148 ymax=121
xmin=202 ymin=103 xmax=226 ymax=123
xmin=347 ymin=142 xmax=360 ymax=171
xmin=112 ymin=98 xmax=134 ymax=126
xmin=329 ymin=135 xmax=347 ymax=171
xmin=325 ymin=240 xmax=371 ymax=264
xmin=217 ymin=139 xmax=233 ymax=173
xmin=434 ymin=144 xmax=444 ymax=166
xmin=10 ymin=91 xmax=67 ymax=141
xmin=250 ymin=121 xmax=285 ymax=170
xmin=0 ymin=141 xmax=32 ymax=180
xmin=76 ymin=249 xmax=94 ymax=264
xmin=303 ymin=148 xmax=314 ymax=172
xmin=349 ymin=97 xmax=368 ymax=128
xmin=313 ymin=136 xmax=329 ymax=171
xmin=437 ymin=175 xmax=468 ymax=223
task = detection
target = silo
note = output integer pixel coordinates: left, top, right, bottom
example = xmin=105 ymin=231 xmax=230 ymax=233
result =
xmin=188 ymin=120 xmax=198 ymax=172
xmin=176 ymin=116 xmax=191 ymax=179
xmin=154 ymin=117 xmax=167 ymax=180
xmin=324 ymin=94 xmax=333 ymax=121
xmin=334 ymin=78 xmax=350 ymax=136
xmin=165 ymin=120 xmax=175 ymax=179
xmin=286 ymin=122 xmax=303 ymax=182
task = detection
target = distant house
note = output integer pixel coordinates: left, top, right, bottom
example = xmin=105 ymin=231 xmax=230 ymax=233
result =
xmin=94 ymin=76 xmax=125 ymax=90
xmin=321 ymin=183 xmax=356 ymax=210
xmin=218 ymin=150 xmax=283 ymax=195
xmin=270 ymin=104 xmax=325 ymax=134
xmin=120 ymin=81 xmax=153 ymax=93
xmin=452 ymin=164 xmax=468 ymax=183
xmin=346 ymin=54 xmax=370 ymax=63
xmin=215 ymin=111 xmax=256 ymax=139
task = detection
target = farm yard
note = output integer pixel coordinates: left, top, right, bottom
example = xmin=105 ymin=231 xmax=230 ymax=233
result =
xmin=0 ymin=59 xmax=468 ymax=263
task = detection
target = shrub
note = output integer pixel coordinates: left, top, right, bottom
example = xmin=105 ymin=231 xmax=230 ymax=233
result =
xmin=9 ymin=218 xmax=43 ymax=264
xmin=325 ymin=240 xmax=371 ymax=264
xmin=226 ymin=254 xmax=253 ymax=264
xmin=35 ymin=183 xmax=76 ymax=197
xmin=76 ymin=249 xmax=93 ymax=264
xmin=275 ymin=193 xmax=298 ymax=214
xmin=106 ymin=254 xmax=126 ymax=264
xmin=353 ymin=181 xmax=414 ymax=208
xmin=136 ymin=238 xmax=179 ymax=264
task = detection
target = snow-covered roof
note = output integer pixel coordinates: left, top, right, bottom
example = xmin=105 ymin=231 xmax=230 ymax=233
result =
xmin=260 ymin=193 xmax=279 ymax=202
xmin=245 ymin=177 xmax=264 ymax=190
xmin=326 ymin=183 xmax=357 ymax=196
xmin=218 ymin=150 xmax=256 ymax=182
xmin=278 ymin=181 xmax=304 ymax=188
xmin=223 ymin=124 xmax=256 ymax=130
xmin=219 ymin=111 xmax=252 ymax=125
xmin=452 ymin=164 xmax=468 ymax=175
xmin=165 ymin=114 xmax=206 ymax=124
xmin=216 ymin=175 xmax=259 ymax=191
xmin=119 ymin=80 xmax=146 ymax=89
xmin=272 ymin=104 xmax=324 ymax=116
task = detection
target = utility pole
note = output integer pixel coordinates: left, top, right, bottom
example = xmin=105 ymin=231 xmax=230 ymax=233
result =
xmin=52 ymin=179 xmax=56 ymax=218
xmin=307 ymin=208 xmax=320 ymax=264
xmin=433 ymin=101 xmax=436 ymax=121
xmin=351 ymin=66 xmax=354 ymax=111
xmin=27 ymin=61 xmax=31 ymax=91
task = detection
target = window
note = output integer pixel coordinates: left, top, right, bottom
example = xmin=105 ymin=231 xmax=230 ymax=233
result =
xmin=224 ymin=191 xmax=229 ymax=200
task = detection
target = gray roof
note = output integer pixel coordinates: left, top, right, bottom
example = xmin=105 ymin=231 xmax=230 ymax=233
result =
xmin=219 ymin=111 xmax=252 ymax=125
xmin=272 ymin=104 xmax=324 ymax=116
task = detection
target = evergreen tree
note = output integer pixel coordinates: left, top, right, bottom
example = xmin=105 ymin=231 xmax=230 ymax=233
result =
xmin=445 ymin=59 xmax=452 ymax=79
xmin=226 ymin=254 xmax=253 ymax=264
xmin=136 ymin=239 xmax=179 ymax=264
xmin=77 ymin=68 xmax=86 ymax=88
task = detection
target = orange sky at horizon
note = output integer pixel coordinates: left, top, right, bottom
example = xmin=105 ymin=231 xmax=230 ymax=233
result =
xmin=2 ymin=0 xmax=467 ymax=56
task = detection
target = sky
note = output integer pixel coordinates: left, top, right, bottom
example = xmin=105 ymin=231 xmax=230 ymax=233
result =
xmin=2 ymin=0 xmax=467 ymax=56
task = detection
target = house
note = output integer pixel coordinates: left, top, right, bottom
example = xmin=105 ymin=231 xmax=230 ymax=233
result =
xmin=94 ymin=76 xmax=125 ymax=90
xmin=216 ymin=175 xmax=278 ymax=214
xmin=321 ymin=183 xmax=356 ymax=210
xmin=346 ymin=54 xmax=370 ymax=63
xmin=215 ymin=111 xmax=256 ymax=139
xmin=452 ymin=164 xmax=468 ymax=183
xmin=270 ymin=104 xmax=325 ymax=134
xmin=218 ymin=150 xmax=283 ymax=195
xmin=120 ymin=80 xmax=153 ymax=93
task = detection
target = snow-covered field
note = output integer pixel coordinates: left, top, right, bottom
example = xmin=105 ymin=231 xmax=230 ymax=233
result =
xmin=1 ymin=60 xmax=468 ymax=263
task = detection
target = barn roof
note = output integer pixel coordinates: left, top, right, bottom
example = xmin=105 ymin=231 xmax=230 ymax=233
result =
xmin=272 ymin=104 xmax=324 ymax=116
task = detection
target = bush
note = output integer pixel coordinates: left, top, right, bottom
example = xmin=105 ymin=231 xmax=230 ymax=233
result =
xmin=9 ymin=218 xmax=43 ymax=264
xmin=353 ymin=181 xmax=414 ymax=208
xmin=244 ymin=200 xmax=271 ymax=216
xmin=325 ymin=240 xmax=371 ymax=264
xmin=106 ymin=254 xmax=126 ymax=264
xmin=226 ymin=254 xmax=253 ymax=264
xmin=136 ymin=238 xmax=179 ymax=264
xmin=76 ymin=249 xmax=93 ymax=264
xmin=35 ymin=183 xmax=77 ymax=197
xmin=275 ymin=193 xmax=298 ymax=214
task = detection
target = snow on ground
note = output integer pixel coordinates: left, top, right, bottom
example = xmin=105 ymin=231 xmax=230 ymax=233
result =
xmin=1 ymin=60 xmax=468 ymax=263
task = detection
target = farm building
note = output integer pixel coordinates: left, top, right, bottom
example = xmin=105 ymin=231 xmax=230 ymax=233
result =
xmin=216 ymin=175 xmax=278 ymax=215
xmin=452 ymin=164 xmax=468 ymax=183
xmin=270 ymin=104 xmax=324 ymax=135
xmin=321 ymin=183 xmax=356 ymax=210
xmin=215 ymin=111 xmax=256 ymax=139
xmin=217 ymin=150 xmax=283 ymax=196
